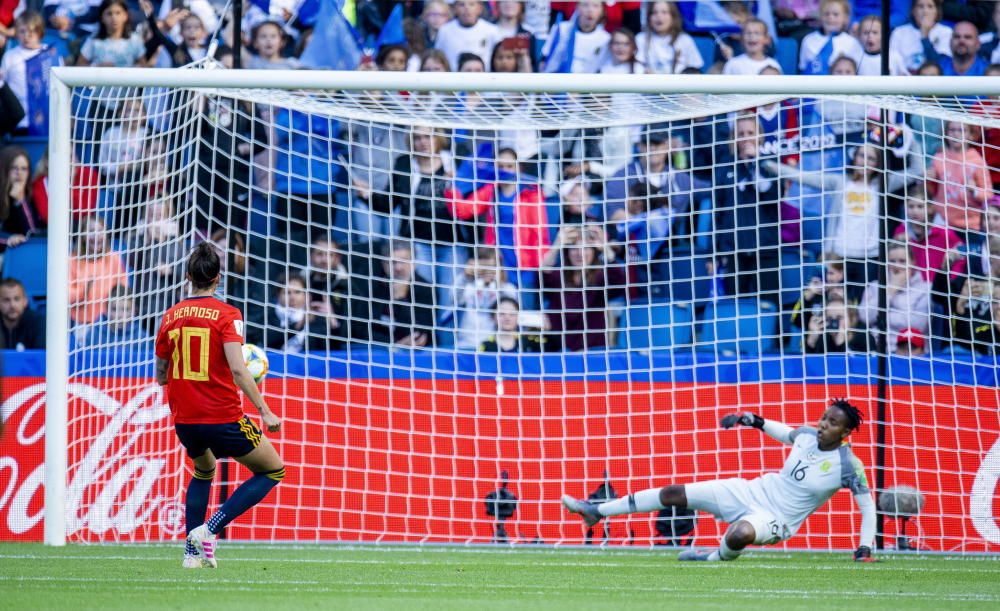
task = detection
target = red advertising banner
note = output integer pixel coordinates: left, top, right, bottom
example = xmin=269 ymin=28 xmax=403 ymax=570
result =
xmin=1 ymin=377 xmax=998 ymax=551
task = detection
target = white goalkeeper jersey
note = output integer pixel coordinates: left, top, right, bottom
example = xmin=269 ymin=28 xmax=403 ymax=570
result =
xmin=751 ymin=427 xmax=870 ymax=531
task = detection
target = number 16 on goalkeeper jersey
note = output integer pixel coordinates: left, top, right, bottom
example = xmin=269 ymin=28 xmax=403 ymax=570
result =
xmin=154 ymin=242 xmax=285 ymax=569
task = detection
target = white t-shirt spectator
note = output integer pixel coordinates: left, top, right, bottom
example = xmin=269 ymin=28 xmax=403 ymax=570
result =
xmin=799 ymin=31 xmax=863 ymax=73
xmin=522 ymin=0 xmax=551 ymax=39
xmin=541 ymin=20 xmax=610 ymax=73
xmin=889 ymin=22 xmax=952 ymax=74
xmin=435 ymin=18 xmax=502 ymax=71
xmin=857 ymin=50 xmax=909 ymax=76
xmin=635 ymin=31 xmax=703 ymax=74
xmin=723 ymin=54 xmax=781 ymax=75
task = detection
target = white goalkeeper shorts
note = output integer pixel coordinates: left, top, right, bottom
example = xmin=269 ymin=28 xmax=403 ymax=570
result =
xmin=684 ymin=478 xmax=793 ymax=545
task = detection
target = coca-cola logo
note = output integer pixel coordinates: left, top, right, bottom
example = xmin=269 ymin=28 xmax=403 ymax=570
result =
xmin=0 ymin=382 xmax=185 ymax=539
xmin=971 ymin=438 xmax=1000 ymax=545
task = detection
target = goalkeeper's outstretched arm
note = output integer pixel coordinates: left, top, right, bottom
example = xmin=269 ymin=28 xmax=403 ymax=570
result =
xmin=720 ymin=412 xmax=798 ymax=445
xmin=854 ymin=492 xmax=877 ymax=559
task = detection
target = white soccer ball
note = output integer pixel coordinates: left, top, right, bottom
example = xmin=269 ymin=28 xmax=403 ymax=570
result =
xmin=242 ymin=343 xmax=269 ymax=385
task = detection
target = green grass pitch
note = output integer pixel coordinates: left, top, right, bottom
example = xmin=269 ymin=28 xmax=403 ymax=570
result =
xmin=2 ymin=543 xmax=998 ymax=610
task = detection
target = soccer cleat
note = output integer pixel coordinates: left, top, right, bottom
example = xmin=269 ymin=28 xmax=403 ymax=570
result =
xmin=182 ymin=555 xmax=203 ymax=569
xmin=677 ymin=548 xmax=715 ymax=561
xmin=187 ymin=524 xmax=218 ymax=568
xmin=561 ymin=494 xmax=602 ymax=528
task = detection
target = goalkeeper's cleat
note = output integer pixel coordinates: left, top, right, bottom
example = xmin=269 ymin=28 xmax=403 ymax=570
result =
xmin=187 ymin=524 xmax=218 ymax=568
xmin=677 ymin=548 xmax=715 ymax=561
xmin=182 ymin=555 xmax=203 ymax=569
xmin=561 ymin=494 xmax=602 ymax=528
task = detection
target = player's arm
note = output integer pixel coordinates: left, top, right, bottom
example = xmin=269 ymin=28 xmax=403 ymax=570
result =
xmin=853 ymin=492 xmax=877 ymax=562
xmin=720 ymin=412 xmax=799 ymax=445
xmin=223 ymin=342 xmax=281 ymax=433
xmin=154 ymin=357 xmax=169 ymax=386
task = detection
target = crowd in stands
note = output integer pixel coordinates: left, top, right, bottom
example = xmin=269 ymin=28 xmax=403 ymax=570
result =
xmin=2 ymin=0 xmax=1000 ymax=357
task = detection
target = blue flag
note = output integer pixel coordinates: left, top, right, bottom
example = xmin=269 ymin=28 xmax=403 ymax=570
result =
xmin=375 ymin=3 xmax=405 ymax=49
xmin=250 ymin=0 xmax=270 ymax=13
xmin=453 ymin=141 xmax=496 ymax=196
xmin=544 ymin=12 xmax=578 ymax=74
xmin=803 ymin=35 xmax=835 ymax=75
xmin=300 ymin=0 xmax=361 ymax=70
xmin=679 ymin=1 xmax=775 ymax=38
xmin=25 ymin=46 xmax=59 ymax=137
xmin=297 ymin=0 xmax=322 ymax=28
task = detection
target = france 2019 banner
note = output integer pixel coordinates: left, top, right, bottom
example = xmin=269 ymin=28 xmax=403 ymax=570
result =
xmin=1 ymin=376 xmax=999 ymax=551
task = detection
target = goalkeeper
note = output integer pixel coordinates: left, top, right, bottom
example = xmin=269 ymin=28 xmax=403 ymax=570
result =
xmin=562 ymin=399 xmax=877 ymax=562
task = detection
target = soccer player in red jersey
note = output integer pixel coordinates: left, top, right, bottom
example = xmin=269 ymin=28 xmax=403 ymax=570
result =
xmin=155 ymin=242 xmax=284 ymax=569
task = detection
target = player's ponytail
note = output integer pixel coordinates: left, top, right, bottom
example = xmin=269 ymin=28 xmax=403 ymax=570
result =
xmin=830 ymin=398 xmax=863 ymax=431
xmin=188 ymin=241 xmax=221 ymax=290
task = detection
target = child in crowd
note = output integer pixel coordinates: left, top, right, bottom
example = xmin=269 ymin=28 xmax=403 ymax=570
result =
xmin=1 ymin=12 xmax=61 ymax=134
xmin=723 ymin=17 xmax=780 ymax=75
xmin=889 ymin=0 xmax=952 ymax=75
xmin=247 ymin=21 xmax=300 ymax=70
xmin=600 ymin=27 xmax=645 ymax=74
xmin=856 ymin=14 xmax=909 ymax=75
xmin=541 ymin=0 xmax=609 ymax=74
xmin=454 ymin=247 xmax=518 ymax=350
xmin=77 ymin=0 xmax=148 ymax=67
xmin=927 ymin=120 xmax=991 ymax=236
xmin=141 ymin=0 xmax=220 ymax=67
xmin=376 ymin=44 xmax=410 ymax=72
xmin=479 ymin=297 xmax=544 ymax=353
xmin=791 ymin=253 xmax=850 ymax=335
xmin=434 ymin=0 xmax=501 ymax=71
xmin=798 ymin=0 xmax=863 ymax=75
xmin=893 ymin=190 xmax=964 ymax=283
xmin=635 ymin=1 xmax=702 ymax=74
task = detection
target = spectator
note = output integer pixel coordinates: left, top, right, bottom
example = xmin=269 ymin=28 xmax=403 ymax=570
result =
xmin=1 ymin=12 xmax=60 ymax=135
xmin=950 ymin=280 xmax=1000 ymax=356
xmin=858 ymin=243 xmax=932 ymax=353
xmin=723 ymin=18 xmax=781 ymax=75
xmin=927 ymin=120 xmax=990 ymax=236
xmin=893 ymin=190 xmax=964 ymax=283
xmin=376 ymin=44 xmax=410 ymax=72
xmin=490 ymin=35 xmax=534 ymax=73
xmin=940 ymin=21 xmax=988 ymax=76
xmin=559 ymin=177 xmax=599 ymax=226
xmin=142 ymin=0 xmax=223 ymax=68
xmin=263 ymin=273 xmax=338 ymax=353
xmin=81 ymin=285 xmax=151 ymax=348
xmin=370 ymin=126 xmax=463 ymax=309
xmin=76 ymin=0 xmax=148 ymax=68
xmin=446 ymin=147 xmax=549 ymax=299
xmin=403 ymin=16 xmax=430 ymax=72
xmin=247 ymin=21 xmax=301 ymax=70
xmin=600 ymin=27 xmax=646 ymax=74
xmin=766 ymin=143 xmax=911 ymax=300
xmin=0 ymin=146 xmax=42 ymax=254
xmin=419 ymin=48 xmax=451 ymax=72
xmin=350 ymin=240 xmax=437 ymax=348
xmin=45 ymin=0 xmax=101 ymax=36
xmin=773 ymin=0 xmax=821 ymax=41
xmin=434 ymin=0 xmax=501 ymax=72
xmin=814 ymin=56 xmax=868 ymax=141
xmin=210 ymin=230 xmax=266 ymax=346
xmin=715 ymin=115 xmax=783 ymax=308
xmin=457 ymin=51 xmax=486 ymax=72
xmin=798 ymin=0 xmax=863 ymax=75
xmin=479 ymin=296 xmax=544 ymax=352
xmin=972 ymin=63 xmax=1000 ymax=190
xmin=0 ymin=277 xmax=44 ymax=350
xmin=306 ymin=237 xmax=352 ymax=310
xmin=635 ymin=1 xmax=702 ymax=74
xmin=979 ymin=2 xmax=1000 ymax=64
xmin=856 ymin=14 xmax=909 ymax=75
xmin=790 ymin=253 xmax=850 ymax=335
xmin=890 ymin=0 xmax=953 ymax=75
xmin=804 ymin=297 xmax=869 ymax=353
xmin=494 ymin=0 xmax=533 ymax=45
xmin=126 ymin=198 xmax=185 ymax=334
xmin=540 ymin=225 xmax=626 ymax=351
xmin=68 ymin=214 xmax=128 ymax=326
xmin=909 ymin=61 xmax=946 ymax=157
xmin=96 ymin=98 xmax=147 ymax=228
xmin=454 ymin=247 xmax=518 ymax=350
xmin=611 ymin=182 xmax=673 ymax=295
xmin=895 ymin=327 xmax=927 ymax=357
xmin=30 ymin=150 xmax=101 ymax=223
xmin=345 ymin=104 xmax=407 ymax=242
xmin=541 ymin=0 xmax=609 ymax=74
xmin=0 ymin=79 xmax=25 ymax=139
xmin=419 ymin=0 xmax=453 ymax=50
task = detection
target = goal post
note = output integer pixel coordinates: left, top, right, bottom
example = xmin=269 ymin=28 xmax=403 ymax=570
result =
xmin=38 ymin=66 xmax=1000 ymax=551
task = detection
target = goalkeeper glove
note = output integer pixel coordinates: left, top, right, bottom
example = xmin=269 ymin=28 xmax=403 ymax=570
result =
xmin=720 ymin=412 xmax=765 ymax=430
xmin=853 ymin=546 xmax=877 ymax=562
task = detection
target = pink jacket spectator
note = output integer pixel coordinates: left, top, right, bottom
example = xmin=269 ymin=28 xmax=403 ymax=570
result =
xmin=892 ymin=222 xmax=965 ymax=281
xmin=929 ymin=147 xmax=991 ymax=232
xmin=446 ymin=184 xmax=550 ymax=269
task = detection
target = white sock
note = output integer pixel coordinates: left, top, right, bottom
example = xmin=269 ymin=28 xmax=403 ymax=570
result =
xmin=597 ymin=488 xmax=665 ymax=517
xmin=718 ymin=537 xmax=742 ymax=561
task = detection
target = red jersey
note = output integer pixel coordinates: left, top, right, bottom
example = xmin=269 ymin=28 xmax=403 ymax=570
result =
xmin=154 ymin=296 xmax=245 ymax=424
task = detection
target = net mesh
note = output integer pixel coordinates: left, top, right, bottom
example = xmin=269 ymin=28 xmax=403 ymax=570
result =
xmin=46 ymin=67 xmax=1000 ymax=551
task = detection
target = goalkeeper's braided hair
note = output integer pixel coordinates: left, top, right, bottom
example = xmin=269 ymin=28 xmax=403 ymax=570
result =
xmin=830 ymin=398 xmax=864 ymax=431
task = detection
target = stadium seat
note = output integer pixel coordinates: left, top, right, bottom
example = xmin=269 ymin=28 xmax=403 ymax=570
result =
xmin=697 ymin=298 xmax=780 ymax=355
xmin=775 ymin=37 xmax=799 ymax=75
xmin=616 ymin=301 xmax=693 ymax=351
xmin=659 ymin=249 xmax=715 ymax=305
xmin=779 ymin=248 xmax=805 ymax=306
xmin=1 ymin=238 xmax=48 ymax=306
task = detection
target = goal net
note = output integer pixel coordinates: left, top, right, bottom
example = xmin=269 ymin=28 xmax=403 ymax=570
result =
xmin=24 ymin=67 xmax=1000 ymax=552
